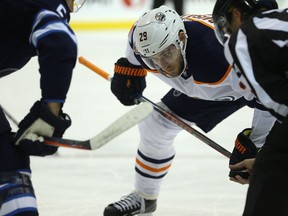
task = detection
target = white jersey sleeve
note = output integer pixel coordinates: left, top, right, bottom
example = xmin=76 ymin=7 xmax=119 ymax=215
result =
xmin=250 ymin=109 xmax=276 ymax=148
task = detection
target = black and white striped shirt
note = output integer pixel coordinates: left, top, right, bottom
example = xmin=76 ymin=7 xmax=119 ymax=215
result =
xmin=225 ymin=8 xmax=288 ymax=121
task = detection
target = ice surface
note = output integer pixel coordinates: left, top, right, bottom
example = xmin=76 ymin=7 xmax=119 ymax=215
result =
xmin=0 ymin=31 xmax=252 ymax=216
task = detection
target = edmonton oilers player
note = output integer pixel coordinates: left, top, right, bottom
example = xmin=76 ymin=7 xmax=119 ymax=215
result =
xmin=103 ymin=5 xmax=276 ymax=216
xmin=0 ymin=0 xmax=86 ymax=215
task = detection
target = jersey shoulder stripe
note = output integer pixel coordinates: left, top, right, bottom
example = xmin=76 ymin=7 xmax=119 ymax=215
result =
xmin=193 ymin=65 xmax=232 ymax=85
xmin=182 ymin=14 xmax=214 ymax=30
xmin=183 ymin=15 xmax=231 ymax=84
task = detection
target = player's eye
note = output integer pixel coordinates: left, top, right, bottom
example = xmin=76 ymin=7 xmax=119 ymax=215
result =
xmin=162 ymin=50 xmax=172 ymax=57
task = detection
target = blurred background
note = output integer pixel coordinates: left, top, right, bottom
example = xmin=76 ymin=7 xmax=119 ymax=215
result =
xmin=69 ymin=0 xmax=288 ymax=31
xmin=1 ymin=0 xmax=288 ymax=215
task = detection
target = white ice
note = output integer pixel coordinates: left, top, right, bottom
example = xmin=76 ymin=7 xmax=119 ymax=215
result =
xmin=0 ymin=30 xmax=253 ymax=216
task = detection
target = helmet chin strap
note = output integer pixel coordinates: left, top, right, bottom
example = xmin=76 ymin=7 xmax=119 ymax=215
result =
xmin=177 ymin=36 xmax=188 ymax=78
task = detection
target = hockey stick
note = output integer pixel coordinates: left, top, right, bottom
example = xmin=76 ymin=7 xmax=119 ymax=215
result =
xmin=1 ymin=95 xmax=153 ymax=151
xmin=44 ymin=102 xmax=153 ymax=150
xmin=78 ymin=56 xmax=232 ymax=158
xmin=1 ymin=105 xmax=19 ymax=127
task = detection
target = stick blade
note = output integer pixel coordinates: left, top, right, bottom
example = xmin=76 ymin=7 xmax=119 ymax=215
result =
xmin=43 ymin=102 xmax=153 ymax=150
xmin=89 ymin=102 xmax=153 ymax=149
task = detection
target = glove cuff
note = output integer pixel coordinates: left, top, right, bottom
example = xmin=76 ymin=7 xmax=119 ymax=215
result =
xmin=229 ymin=128 xmax=257 ymax=165
xmin=28 ymin=101 xmax=71 ymax=136
xmin=114 ymin=64 xmax=147 ymax=76
xmin=114 ymin=57 xmax=147 ymax=77
xmin=15 ymin=101 xmax=72 ymax=144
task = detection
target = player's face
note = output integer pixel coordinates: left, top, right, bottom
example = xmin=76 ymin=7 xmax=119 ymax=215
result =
xmin=150 ymin=44 xmax=184 ymax=77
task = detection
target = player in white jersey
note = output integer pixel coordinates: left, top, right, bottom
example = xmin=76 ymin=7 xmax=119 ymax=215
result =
xmin=103 ymin=5 xmax=276 ymax=216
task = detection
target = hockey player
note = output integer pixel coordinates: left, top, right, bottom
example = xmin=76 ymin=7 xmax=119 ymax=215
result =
xmin=0 ymin=0 xmax=86 ymax=215
xmin=212 ymin=0 xmax=288 ymax=215
xmin=103 ymin=5 xmax=276 ymax=216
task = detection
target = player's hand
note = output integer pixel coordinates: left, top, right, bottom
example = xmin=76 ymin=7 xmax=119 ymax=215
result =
xmin=229 ymin=158 xmax=255 ymax=184
xmin=14 ymin=100 xmax=71 ymax=156
xmin=111 ymin=58 xmax=147 ymax=106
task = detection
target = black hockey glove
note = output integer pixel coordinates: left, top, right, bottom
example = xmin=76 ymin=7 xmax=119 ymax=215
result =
xmin=111 ymin=57 xmax=147 ymax=106
xmin=229 ymin=128 xmax=258 ymax=179
xmin=14 ymin=101 xmax=71 ymax=156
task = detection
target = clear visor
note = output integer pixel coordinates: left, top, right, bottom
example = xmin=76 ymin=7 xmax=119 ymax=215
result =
xmin=150 ymin=44 xmax=180 ymax=67
xmin=214 ymin=15 xmax=232 ymax=45
xmin=73 ymin=0 xmax=86 ymax=12
xmin=139 ymin=44 xmax=184 ymax=78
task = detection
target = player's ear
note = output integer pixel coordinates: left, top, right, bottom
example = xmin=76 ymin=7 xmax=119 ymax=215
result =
xmin=179 ymin=31 xmax=187 ymax=43
xmin=232 ymin=8 xmax=242 ymax=20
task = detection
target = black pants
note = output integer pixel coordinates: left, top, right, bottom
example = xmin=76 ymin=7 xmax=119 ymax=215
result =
xmin=0 ymin=107 xmax=30 ymax=172
xmin=0 ymin=107 xmax=37 ymax=215
xmin=243 ymin=118 xmax=288 ymax=216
